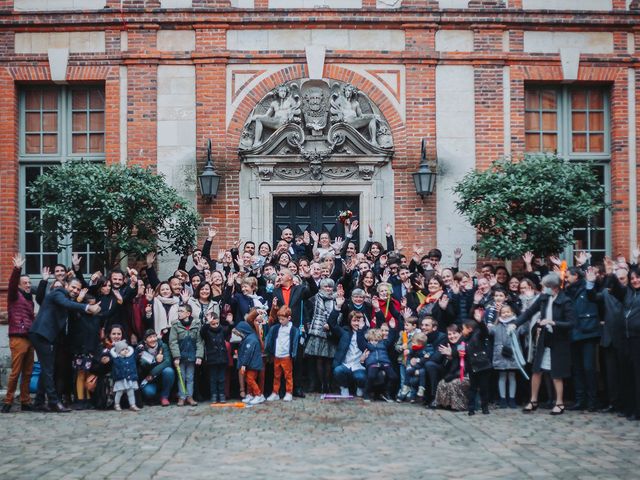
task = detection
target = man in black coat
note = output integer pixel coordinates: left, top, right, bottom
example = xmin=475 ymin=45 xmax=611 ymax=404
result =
xmin=29 ymin=278 xmax=101 ymax=412
xmin=420 ymin=316 xmax=449 ymax=408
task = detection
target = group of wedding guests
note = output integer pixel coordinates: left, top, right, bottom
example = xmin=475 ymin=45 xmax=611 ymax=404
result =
xmin=4 ymin=221 xmax=640 ymax=420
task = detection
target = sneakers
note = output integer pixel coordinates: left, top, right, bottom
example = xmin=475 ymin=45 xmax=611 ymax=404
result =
xmin=417 ymin=386 xmax=426 ymax=398
xmin=266 ymin=393 xmax=279 ymax=402
xmin=249 ymin=395 xmax=265 ymax=405
xmin=356 ymin=388 xmax=364 ymax=397
xmin=185 ymin=397 xmax=198 ymax=407
xmin=160 ymin=398 xmax=170 ymax=407
xmin=396 ymin=385 xmax=410 ymax=402
xmin=242 ymin=395 xmax=254 ymax=404
xmin=380 ymin=393 xmax=393 ymax=403
xmin=114 ymin=404 xmax=122 ymax=411
xmin=218 ymin=395 xmax=226 ymax=404
xmin=340 ymin=387 xmax=350 ymax=397
xmin=177 ymin=398 xmax=185 ymax=407
xmin=129 ymin=405 xmax=141 ymax=412
xmin=283 ymin=393 xmax=293 ymax=402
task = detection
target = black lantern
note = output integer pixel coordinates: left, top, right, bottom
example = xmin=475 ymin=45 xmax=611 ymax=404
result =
xmin=412 ymin=139 xmax=437 ymax=198
xmin=198 ymin=139 xmax=221 ymax=200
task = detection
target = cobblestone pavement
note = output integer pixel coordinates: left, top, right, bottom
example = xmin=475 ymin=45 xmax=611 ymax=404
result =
xmin=2 ymin=396 xmax=639 ymax=480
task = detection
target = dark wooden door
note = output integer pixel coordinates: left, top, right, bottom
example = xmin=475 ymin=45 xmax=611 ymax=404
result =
xmin=273 ymin=196 xmax=359 ymax=246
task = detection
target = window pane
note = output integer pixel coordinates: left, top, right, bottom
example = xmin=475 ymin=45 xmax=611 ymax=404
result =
xmin=90 ymin=112 xmax=104 ymax=131
xmin=589 ymin=112 xmax=604 ymax=131
xmin=590 ymin=134 xmax=605 ymax=152
xmin=25 ymin=231 xmax=40 ymax=251
xmin=525 ymin=112 xmax=539 ymax=131
xmin=90 ymin=89 xmax=105 ymax=109
xmin=573 ymin=133 xmax=587 ymax=152
xmin=572 ymin=112 xmax=587 ymax=131
xmin=43 ymin=254 xmax=59 ymax=268
xmin=25 ymin=255 xmax=40 ymax=274
xmin=25 ymin=112 xmax=40 ymax=132
xmin=72 ymin=90 xmax=87 ymax=109
xmin=573 ymin=229 xmax=588 ymax=251
xmin=590 ymin=90 xmax=604 ymax=109
xmin=89 ymin=134 xmax=104 ymax=153
xmin=542 ymin=134 xmax=557 ymax=151
xmin=25 ymin=91 xmax=40 ymax=110
xmin=590 ymin=229 xmax=605 ymax=249
xmin=572 ymin=91 xmax=587 ymax=109
xmin=525 ymin=90 xmax=539 ymax=109
xmin=41 ymin=91 xmax=57 ymax=110
xmin=525 ymin=133 xmax=540 ymax=152
xmin=25 ymin=134 xmax=41 ymax=154
xmin=73 ymin=134 xmax=87 ymax=153
xmin=541 ymin=90 xmax=557 ymax=109
xmin=72 ymin=112 xmax=87 ymax=132
xmin=42 ymin=112 xmax=57 ymax=132
xmin=42 ymin=134 xmax=57 ymax=154
xmin=542 ymin=112 xmax=556 ymax=130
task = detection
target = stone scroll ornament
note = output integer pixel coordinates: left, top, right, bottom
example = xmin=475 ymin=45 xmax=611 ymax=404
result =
xmin=239 ymin=79 xmax=394 ymax=156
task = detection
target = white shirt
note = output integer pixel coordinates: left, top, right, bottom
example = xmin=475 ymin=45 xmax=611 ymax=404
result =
xmin=343 ymin=332 xmax=365 ymax=372
xmin=275 ymin=322 xmax=293 ymax=358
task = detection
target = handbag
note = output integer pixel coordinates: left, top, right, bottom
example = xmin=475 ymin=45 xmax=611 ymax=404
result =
xmin=470 ymin=349 xmax=492 ymax=372
xmin=501 ymin=345 xmax=514 ymax=359
xmin=85 ymin=374 xmax=98 ymax=393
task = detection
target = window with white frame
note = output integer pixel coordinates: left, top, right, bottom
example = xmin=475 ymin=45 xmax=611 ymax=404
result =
xmin=19 ymin=86 xmax=105 ymax=276
xmin=525 ymin=86 xmax=611 ymax=264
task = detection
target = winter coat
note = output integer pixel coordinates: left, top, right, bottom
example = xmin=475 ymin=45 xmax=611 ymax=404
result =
xmin=264 ymin=323 xmax=301 ymax=359
xmin=69 ymin=309 xmax=102 ymax=356
xmin=7 ymin=267 xmax=35 ymax=337
xmin=566 ymin=279 xmax=601 ymax=342
xmin=327 ymin=309 xmax=368 ymax=369
xmin=465 ymin=321 xmax=492 ymax=373
xmin=359 ymin=328 xmax=399 ymax=368
xmin=586 ymin=279 xmax=624 ymax=349
xmin=200 ymin=324 xmax=229 ymax=366
xmin=516 ymin=292 xmax=575 ymax=379
xmin=425 ymin=330 xmax=448 ymax=365
xmin=136 ymin=340 xmax=172 ymax=379
xmin=488 ymin=319 xmax=520 ymax=370
xmin=443 ymin=339 xmax=465 ymax=382
xmin=110 ymin=346 xmax=138 ymax=382
xmin=609 ymin=277 xmax=640 ymax=339
xmin=236 ymin=321 xmax=264 ymax=371
xmin=30 ymin=288 xmax=88 ymax=343
xmin=169 ymin=318 xmax=205 ymax=362
xmin=273 ymin=280 xmax=319 ymax=329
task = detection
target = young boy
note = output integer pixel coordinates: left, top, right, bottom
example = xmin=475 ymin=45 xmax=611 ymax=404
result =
xmin=462 ymin=319 xmax=492 ymax=416
xmin=265 ymin=306 xmax=300 ymax=402
xmin=395 ymin=317 xmax=418 ymax=401
xmin=233 ymin=320 xmax=265 ymax=405
xmin=397 ymin=332 xmax=429 ymax=403
xmin=200 ymin=311 xmax=230 ymax=404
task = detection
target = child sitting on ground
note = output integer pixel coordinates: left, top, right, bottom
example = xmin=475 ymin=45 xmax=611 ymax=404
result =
xmin=265 ymin=306 xmax=300 ymax=402
xmin=110 ymin=339 xmax=140 ymax=412
xmin=360 ymin=327 xmax=398 ymax=402
xmin=397 ymin=331 xmax=429 ymax=403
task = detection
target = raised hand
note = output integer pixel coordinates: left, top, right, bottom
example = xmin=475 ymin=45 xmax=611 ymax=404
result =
xmin=549 ymin=255 xmax=562 ymax=267
xmin=368 ymin=224 xmax=374 ymax=238
xmin=180 ymin=290 xmax=191 ymax=303
xmin=385 ymin=223 xmax=392 ymax=236
xmin=350 ymin=220 xmax=359 ymax=235
xmin=575 ymin=250 xmax=589 ymax=267
xmin=127 ymin=267 xmax=138 ymax=284
xmin=90 ymin=271 xmax=102 ymax=284
xmin=87 ymin=303 xmax=101 ymax=315
xmin=71 ymin=253 xmax=82 ymax=271
xmin=603 ymin=256 xmax=615 ymax=275
xmin=41 ymin=266 xmax=51 ymax=282
xmin=218 ymin=249 xmax=225 ymax=262
xmin=78 ymin=288 xmax=88 ymax=301
xmin=401 ymin=307 xmax=413 ymax=320
xmin=335 ymin=292 xmax=345 ymax=309
xmin=303 ymin=230 xmax=311 ymax=245
xmin=379 ymin=254 xmax=388 ymax=268
xmin=380 ymin=268 xmax=390 ymax=283
xmin=396 ymin=241 xmax=404 ymax=252
xmin=12 ymin=254 xmax=25 ymax=269
xmin=633 ymin=247 xmax=640 ymax=264
xmin=488 ymin=273 xmax=497 ymax=287
xmin=473 ymin=289 xmax=484 ymax=304
xmin=208 ymin=226 xmax=217 ymax=240
xmin=453 ymin=247 xmax=463 ymax=261
xmin=413 ymin=245 xmax=424 ymax=258
xmin=113 ymin=289 xmax=123 ymax=304
xmin=450 ymin=280 xmax=460 ymax=294
xmin=372 ymin=296 xmax=381 ymax=311
xmin=146 ymin=252 xmax=156 ymax=268
xmin=310 ymin=231 xmax=319 ymax=244
xmin=300 ymin=263 xmax=311 ymax=278
xmin=438 ymin=343 xmax=452 ymax=357
xmin=438 ymin=295 xmax=449 ymax=310
xmin=332 ymin=237 xmax=343 ymax=251
xmin=145 ymin=287 xmax=154 ymax=302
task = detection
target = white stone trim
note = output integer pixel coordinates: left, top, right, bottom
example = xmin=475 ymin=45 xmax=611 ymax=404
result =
xmin=160 ymin=0 xmax=192 ymax=7
xmin=435 ymin=30 xmax=474 ymax=52
xmin=628 ymin=68 xmax=638 ymax=256
xmin=47 ymin=48 xmax=69 ymax=82
xmin=15 ymin=0 xmax=106 ymax=11
xmin=523 ymin=0 xmax=612 ymax=10
xmin=15 ymin=32 xmax=105 ymax=54
xmin=438 ymin=0 xmax=469 ymax=8
xmin=157 ymin=30 xmax=195 ymax=52
xmin=269 ymin=0 xmax=362 ymax=7
xmin=523 ymin=31 xmax=614 ymax=54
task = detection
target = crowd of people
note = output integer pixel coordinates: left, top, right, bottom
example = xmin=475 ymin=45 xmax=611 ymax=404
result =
xmin=4 ymin=221 xmax=640 ymax=420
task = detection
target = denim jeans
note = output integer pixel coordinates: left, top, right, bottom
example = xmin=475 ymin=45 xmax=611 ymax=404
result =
xmin=178 ymin=361 xmax=195 ymax=399
xmin=333 ymin=365 xmax=366 ymax=389
xmin=141 ymin=367 xmax=175 ymax=401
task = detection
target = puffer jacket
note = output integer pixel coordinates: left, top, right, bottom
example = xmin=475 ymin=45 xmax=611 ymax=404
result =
xmin=236 ymin=321 xmax=264 ymax=371
xmin=7 ymin=267 xmax=35 ymax=336
xmin=169 ymin=318 xmax=204 ymax=362
xmin=566 ymin=279 xmax=600 ymax=341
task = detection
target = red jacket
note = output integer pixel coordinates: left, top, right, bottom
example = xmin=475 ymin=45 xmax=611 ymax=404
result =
xmin=7 ymin=267 xmax=35 ymax=337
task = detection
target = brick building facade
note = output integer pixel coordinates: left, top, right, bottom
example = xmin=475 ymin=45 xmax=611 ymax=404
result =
xmin=1 ymin=0 xmax=639 ymax=315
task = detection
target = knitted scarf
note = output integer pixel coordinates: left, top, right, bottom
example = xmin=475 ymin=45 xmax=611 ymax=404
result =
xmin=153 ymin=296 xmax=180 ymax=333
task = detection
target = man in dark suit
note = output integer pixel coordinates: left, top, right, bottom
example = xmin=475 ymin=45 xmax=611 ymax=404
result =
xmin=29 ymin=278 xmax=100 ymax=412
xmin=272 ymin=267 xmax=318 ymax=397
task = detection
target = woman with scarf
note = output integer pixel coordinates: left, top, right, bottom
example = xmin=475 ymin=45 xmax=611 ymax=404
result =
xmin=90 ymin=324 xmax=125 ymax=410
xmin=224 ymin=274 xmax=268 ymax=326
xmin=150 ymin=281 xmax=180 ymax=343
xmin=374 ymin=282 xmax=402 ymax=328
xmin=304 ymin=278 xmax=337 ymax=393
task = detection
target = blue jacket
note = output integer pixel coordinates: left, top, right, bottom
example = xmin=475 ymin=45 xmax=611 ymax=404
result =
xmin=566 ymin=279 xmax=600 ymax=342
xmin=264 ymin=323 xmax=300 ymax=359
xmin=358 ymin=328 xmax=399 ymax=368
xmin=236 ymin=321 xmax=263 ymax=371
xmin=425 ymin=330 xmax=448 ymax=365
xmin=30 ymin=288 xmax=89 ymax=343
xmin=327 ymin=310 xmax=367 ymax=369
xmin=111 ymin=347 xmax=138 ymax=383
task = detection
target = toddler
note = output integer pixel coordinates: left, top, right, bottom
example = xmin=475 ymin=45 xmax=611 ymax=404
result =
xmin=397 ymin=332 xmax=429 ymax=403
xmin=110 ymin=340 xmax=140 ymax=412
xmin=361 ymin=327 xmax=398 ymax=402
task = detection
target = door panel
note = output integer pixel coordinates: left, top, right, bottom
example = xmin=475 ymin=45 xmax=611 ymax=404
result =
xmin=273 ymin=196 xmax=359 ymax=247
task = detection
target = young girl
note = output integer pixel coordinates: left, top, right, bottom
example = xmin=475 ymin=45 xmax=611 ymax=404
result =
xmin=489 ymin=304 xmax=520 ymax=408
xmin=200 ymin=311 xmax=230 ymax=403
xmin=360 ymin=327 xmax=398 ymax=402
xmin=463 ymin=318 xmax=492 ymax=416
xmin=169 ymin=304 xmax=204 ymax=406
xmin=110 ymin=339 xmax=140 ymax=411
xmin=70 ymin=292 xmax=101 ymax=410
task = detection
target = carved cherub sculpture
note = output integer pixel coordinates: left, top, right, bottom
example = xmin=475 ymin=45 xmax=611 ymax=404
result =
xmin=248 ymin=84 xmax=301 ymax=147
xmin=330 ymin=84 xmax=381 ymax=146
